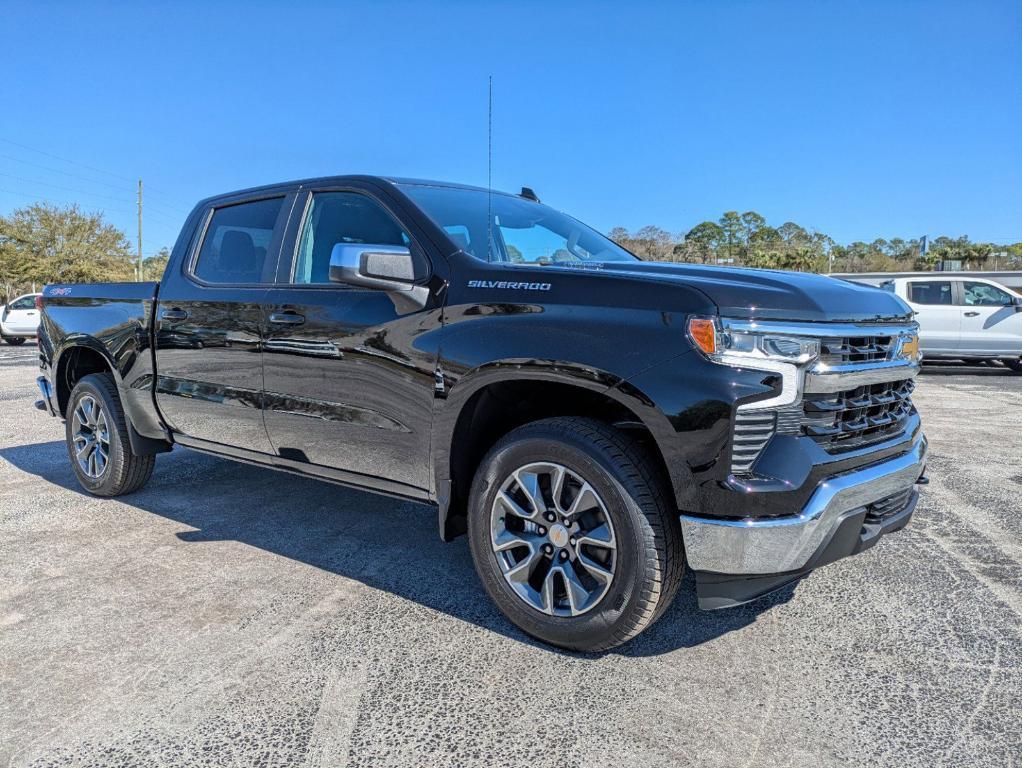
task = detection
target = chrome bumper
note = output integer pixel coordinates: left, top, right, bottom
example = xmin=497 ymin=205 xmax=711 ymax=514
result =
xmin=681 ymin=434 xmax=928 ymax=575
xmin=36 ymin=375 xmax=57 ymax=416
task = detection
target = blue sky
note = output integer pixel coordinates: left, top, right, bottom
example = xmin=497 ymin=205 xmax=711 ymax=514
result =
xmin=2 ymin=0 xmax=1020 ymax=256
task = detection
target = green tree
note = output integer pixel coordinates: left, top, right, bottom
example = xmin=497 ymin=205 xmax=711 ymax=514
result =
xmin=777 ymin=221 xmax=810 ymax=247
xmin=740 ymin=211 xmax=766 ymax=246
xmin=0 ymin=203 xmax=135 ymax=291
xmin=718 ymin=211 xmax=743 ymax=262
xmin=141 ymin=246 xmax=172 ymax=280
xmin=685 ymin=221 xmax=724 ymax=263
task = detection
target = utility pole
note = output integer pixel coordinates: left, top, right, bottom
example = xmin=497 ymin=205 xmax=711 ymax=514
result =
xmin=136 ymin=179 xmax=143 ymax=281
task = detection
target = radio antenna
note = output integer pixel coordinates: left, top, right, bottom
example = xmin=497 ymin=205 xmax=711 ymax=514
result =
xmin=487 ymin=74 xmax=493 ymax=261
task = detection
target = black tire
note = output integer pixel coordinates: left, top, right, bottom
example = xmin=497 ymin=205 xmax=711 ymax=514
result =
xmin=1005 ymin=358 xmax=1022 ymax=373
xmin=468 ymin=417 xmax=684 ymax=652
xmin=2 ymin=335 xmax=27 ymax=346
xmin=65 ymin=373 xmax=155 ymax=496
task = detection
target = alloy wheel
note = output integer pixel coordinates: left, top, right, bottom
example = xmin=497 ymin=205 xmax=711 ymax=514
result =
xmin=490 ymin=462 xmax=617 ymax=617
xmin=72 ymin=395 xmax=110 ymax=479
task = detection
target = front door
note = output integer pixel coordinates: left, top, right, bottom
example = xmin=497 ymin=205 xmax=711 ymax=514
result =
xmin=904 ymin=279 xmax=959 ymax=355
xmin=260 ymin=186 xmax=445 ymax=493
xmin=154 ymin=193 xmax=295 ymax=452
xmin=958 ymin=280 xmax=1022 ymax=356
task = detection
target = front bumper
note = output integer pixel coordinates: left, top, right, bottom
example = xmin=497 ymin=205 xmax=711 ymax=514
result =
xmin=681 ymin=433 xmax=927 ymax=606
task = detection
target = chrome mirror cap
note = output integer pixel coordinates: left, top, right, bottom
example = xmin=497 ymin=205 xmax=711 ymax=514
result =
xmin=328 ymin=243 xmax=416 ymax=290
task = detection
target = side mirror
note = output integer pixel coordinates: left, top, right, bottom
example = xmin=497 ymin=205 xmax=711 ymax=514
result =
xmin=329 ymin=243 xmax=417 ymax=291
xmin=1012 ymin=296 xmax=1022 ymax=312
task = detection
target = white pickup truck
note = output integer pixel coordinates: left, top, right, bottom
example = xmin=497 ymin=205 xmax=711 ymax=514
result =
xmin=0 ymin=293 xmax=41 ymax=345
xmin=880 ymin=276 xmax=1022 ymax=371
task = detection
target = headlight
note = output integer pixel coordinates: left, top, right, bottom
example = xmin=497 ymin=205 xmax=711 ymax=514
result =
xmin=687 ymin=317 xmax=820 ymax=365
xmin=687 ymin=316 xmax=820 ymax=411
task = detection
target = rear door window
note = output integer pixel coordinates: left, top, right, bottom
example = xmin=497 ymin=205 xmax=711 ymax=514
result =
xmin=907 ymin=281 xmax=953 ymax=305
xmin=193 ymin=197 xmax=285 ymax=284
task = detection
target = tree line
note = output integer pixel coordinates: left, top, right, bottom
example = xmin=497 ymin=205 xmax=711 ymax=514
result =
xmin=610 ymin=212 xmax=1021 ymax=273
xmin=0 ymin=203 xmax=169 ymax=300
xmin=2 ymin=201 xmax=1020 ymax=301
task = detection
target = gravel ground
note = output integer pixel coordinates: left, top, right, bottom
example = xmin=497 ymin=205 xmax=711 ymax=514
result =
xmin=1 ymin=343 xmax=1020 ymax=768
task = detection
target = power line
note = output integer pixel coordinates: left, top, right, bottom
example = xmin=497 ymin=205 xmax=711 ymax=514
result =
xmin=0 ymin=153 xmax=135 ymax=192
xmin=0 ymin=171 xmax=185 ymax=223
xmin=0 ymin=171 xmax=137 ymax=204
xmin=0 ymin=137 xmax=135 ymax=183
xmin=0 ymin=186 xmax=135 ymax=215
xmin=0 ymin=138 xmax=191 ymax=213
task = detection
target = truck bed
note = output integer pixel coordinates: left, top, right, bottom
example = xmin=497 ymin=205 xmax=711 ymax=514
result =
xmin=38 ymin=280 xmax=162 ymax=437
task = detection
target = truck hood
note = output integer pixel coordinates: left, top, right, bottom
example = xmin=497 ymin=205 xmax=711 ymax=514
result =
xmin=581 ymin=261 xmax=913 ymax=323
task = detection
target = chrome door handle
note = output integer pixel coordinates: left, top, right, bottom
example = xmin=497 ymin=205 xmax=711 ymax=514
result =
xmin=162 ymin=308 xmax=188 ymax=321
xmin=963 ymin=311 xmax=980 ymax=317
xmin=269 ymin=312 xmax=305 ymax=325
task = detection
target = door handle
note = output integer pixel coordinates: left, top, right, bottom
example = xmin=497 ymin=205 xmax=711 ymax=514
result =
xmin=964 ymin=311 xmax=980 ymax=317
xmin=269 ymin=311 xmax=305 ymax=325
xmin=162 ymin=308 xmax=188 ymax=321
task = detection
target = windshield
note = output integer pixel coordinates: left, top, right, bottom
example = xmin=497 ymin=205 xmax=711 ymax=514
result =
xmin=399 ymin=184 xmax=638 ymax=265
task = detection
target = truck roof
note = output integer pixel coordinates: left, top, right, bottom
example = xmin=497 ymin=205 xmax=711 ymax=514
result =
xmin=194 ymin=175 xmax=522 ymax=209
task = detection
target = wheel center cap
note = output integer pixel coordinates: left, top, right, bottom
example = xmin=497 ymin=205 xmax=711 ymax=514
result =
xmin=549 ymin=524 xmax=569 ymax=548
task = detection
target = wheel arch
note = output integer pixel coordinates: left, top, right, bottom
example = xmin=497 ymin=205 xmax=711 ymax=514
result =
xmin=433 ymin=362 xmax=678 ymax=541
xmin=53 ymin=340 xmax=171 ymax=456
xmin=53 ymin=340 xmax=123 ymax=417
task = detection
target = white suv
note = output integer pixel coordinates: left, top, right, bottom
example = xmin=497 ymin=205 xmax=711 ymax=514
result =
xmin=882 ymin=276 xmax=1022 ymax=371
xmin=0 ymin=293 xmax=41 ymax=345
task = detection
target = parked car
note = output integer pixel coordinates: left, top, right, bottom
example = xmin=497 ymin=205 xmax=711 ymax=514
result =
xmin=1 ymin=293 xmax=41 ymax=345
xmin=880 ymin=276 xmax=1022 ymax=371
xmin=34 ymin=176 xmax=929 ymax=650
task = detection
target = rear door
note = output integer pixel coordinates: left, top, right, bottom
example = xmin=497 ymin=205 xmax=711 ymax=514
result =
xmin=903 ymin=279 xmax=959 ymax=354
xmin=259 ymin=182 xmax=445 ymax=493
xmin=958 ymin=280 xmax=1022 ymax=356
xmin=154 ymin=191 xmax=297 ymax=452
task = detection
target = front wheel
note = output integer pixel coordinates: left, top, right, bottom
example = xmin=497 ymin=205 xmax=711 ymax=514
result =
xmin=1005 ymin=358 xmax=1022 ymax=373
xmin=468 ymin=417 xmax=683 ymax=652
xmin=65 ymin=373 xmax=155 ymax=496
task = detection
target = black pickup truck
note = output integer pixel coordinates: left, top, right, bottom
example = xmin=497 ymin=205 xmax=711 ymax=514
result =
xmin=35 ymin=176 xmax=928 ymax=650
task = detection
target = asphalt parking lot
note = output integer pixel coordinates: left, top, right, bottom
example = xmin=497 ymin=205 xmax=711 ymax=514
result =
xmin=2 ymin=342 xmax=1021 ymax=768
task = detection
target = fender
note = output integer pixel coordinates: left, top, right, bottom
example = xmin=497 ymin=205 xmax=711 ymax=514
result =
xmin=431 ymin=358 xmax=687 ymax=541
xmin=51 ymin=336 xmax=172 ymax=455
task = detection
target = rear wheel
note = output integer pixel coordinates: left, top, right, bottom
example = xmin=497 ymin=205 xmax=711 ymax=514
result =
xmin=1005 ymin=358 xmax=1022 ymax=373
xmin=65 ymin=373 xmax=155 ymax=496
xmin=468 ymin=417 xmax=683 ymax=652
xmin=2 ymin=335 xmax=27 ymax=345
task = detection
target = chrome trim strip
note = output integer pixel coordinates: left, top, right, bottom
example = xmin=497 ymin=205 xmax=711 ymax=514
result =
xmin=721 ymin=318 xmax=919 ymax=339
xmin=680 ymin=434 xmax=927 ymax=575
xmin=805 ymin=360 xmax=920 ymax=392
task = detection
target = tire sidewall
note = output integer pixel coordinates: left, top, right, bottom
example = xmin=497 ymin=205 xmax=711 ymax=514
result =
xmin=468 ymin=429 xmax=654 ymax=650
xmin=65 ymin=376 xmax=124 ymax=495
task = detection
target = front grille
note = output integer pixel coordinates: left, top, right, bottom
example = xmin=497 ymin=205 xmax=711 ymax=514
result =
xmin=818 ymin=335 xmax=894 ymax=366
xmin=801 ymin=379 xmax=915 ymax=452
xmin=865 ymin=488 xmax=914 ymax=522
xmin=731 ymin=410 xmax=776 ymax=474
